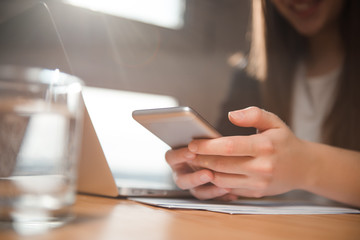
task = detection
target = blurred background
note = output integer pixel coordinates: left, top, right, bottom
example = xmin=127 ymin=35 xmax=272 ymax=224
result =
xmin=0 ymin=0 xmax=251 ymax=125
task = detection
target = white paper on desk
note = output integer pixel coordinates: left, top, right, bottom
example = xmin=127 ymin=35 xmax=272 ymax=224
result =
xmin=130 ymin=197 xmax=360 ymax=215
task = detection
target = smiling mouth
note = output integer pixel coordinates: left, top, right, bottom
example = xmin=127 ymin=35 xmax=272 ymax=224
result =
xmin=287 ymin=0 xmax=322 ymax=17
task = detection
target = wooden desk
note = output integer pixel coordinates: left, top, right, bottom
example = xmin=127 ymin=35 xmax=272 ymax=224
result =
xmin=1 ymin=194 xmax=359 ymax=240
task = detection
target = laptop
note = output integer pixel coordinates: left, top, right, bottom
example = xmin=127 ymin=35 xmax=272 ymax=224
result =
xmin=0 ymin=2 xmax=190 ymax=198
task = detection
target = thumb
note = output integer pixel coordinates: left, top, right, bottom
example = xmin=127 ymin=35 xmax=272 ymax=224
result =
xmin=228 ymin=107 xmax=286 ymax=132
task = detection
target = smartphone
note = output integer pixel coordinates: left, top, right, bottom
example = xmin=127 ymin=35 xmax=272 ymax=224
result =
xmin=132 ymin=106 xmax=222 ymax=149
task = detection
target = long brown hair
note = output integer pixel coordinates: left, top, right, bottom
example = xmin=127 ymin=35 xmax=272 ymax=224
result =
xmin=247 ymin=0 xmax=360 ymax=151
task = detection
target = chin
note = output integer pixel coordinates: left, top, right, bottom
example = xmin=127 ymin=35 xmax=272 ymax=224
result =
xmin=292 ymin=21 xmax=324 ymax=37
xmin=295 ymin=26 xmax=321 ymax=37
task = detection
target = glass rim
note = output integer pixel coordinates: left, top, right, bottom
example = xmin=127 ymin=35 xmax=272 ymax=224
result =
xmin=0 ymin=65 xmax=84 ymax=87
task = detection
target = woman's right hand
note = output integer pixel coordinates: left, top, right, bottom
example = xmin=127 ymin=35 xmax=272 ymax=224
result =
xmin=165 ymin=148 xmax=236 ymax=200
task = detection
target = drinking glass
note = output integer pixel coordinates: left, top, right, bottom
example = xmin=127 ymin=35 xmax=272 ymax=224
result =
xmin=0 ymin=65 xmax=84 ymax=234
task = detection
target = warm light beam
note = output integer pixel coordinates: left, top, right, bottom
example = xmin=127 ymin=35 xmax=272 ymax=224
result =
xmin=64 ymin=0 xmax=185 ymax=29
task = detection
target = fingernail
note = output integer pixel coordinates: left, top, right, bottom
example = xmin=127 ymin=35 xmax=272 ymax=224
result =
xmin=229 ymin=110 xmax=244 ymax=120
xmin=188 ymin=142 xmax=198 ymax=153
xmin=199 ymin=174 xmax=211 ymax=183
xmin=184 ymin=151 xmax=196 ymax=159
xmin=218 ymin=188 xmax=230 ymax=195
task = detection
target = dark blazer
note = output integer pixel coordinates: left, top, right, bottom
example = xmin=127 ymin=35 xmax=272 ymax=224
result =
xmin=216 ymin=68 xmax=263 ymax=136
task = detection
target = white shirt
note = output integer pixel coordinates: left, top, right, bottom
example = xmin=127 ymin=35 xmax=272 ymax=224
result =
xmin=291 ymin=63 xmax=341 ymax=143
xmin=286 ymin=63 xmax=343 ymax=203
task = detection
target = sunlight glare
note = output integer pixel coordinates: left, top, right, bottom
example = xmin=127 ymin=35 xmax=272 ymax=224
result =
xmin=65 ymin=0 xmax=185 ymax=29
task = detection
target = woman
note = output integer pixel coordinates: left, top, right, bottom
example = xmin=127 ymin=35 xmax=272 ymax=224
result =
xmin=165 ymin=0 xmax=360 ymax=207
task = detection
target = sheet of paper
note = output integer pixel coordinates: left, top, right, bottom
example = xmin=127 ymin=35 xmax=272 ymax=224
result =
xmin=130 ymin=197 xmax=360 ymax=215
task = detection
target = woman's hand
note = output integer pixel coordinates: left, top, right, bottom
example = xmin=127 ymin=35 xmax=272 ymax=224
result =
xmin=166 ymin=107 xmax=311 ymax=200
xmin=165 ymin=147 xmax=238 ymax=200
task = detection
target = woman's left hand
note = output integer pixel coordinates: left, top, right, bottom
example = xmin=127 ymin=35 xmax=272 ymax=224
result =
xmin=187 ymin=107 xmax=311 ymax=199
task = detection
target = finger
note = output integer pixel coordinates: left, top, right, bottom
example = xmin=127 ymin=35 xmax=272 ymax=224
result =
xmin=214 ymin=194 xmax=238 ymax=202
xmin=189 ymin=155 xmax=253 ymax=175
xmin=211 ymin=172 xmax=269 ymax=197
xmin=228 ymin=106 xmax=286 ymax=132
xmin=190 ymin=184 xmax=230 ymax=200
xmin=174 ymin=169 xmax=214 ymax=190
xmin=190 ymin=155 xmax=274 ymax=177
xmin=165 ymin=148 xmax=196 ymax=167
xmin=170 ymin=161 xmax=193 ymax=176
xmin=230 ymin=188 xmax=266 ymax=199
xmin=211 ymin=172 xmax=249 ymax=189
xmin=189 ymin=135 xmax=274 ymax=157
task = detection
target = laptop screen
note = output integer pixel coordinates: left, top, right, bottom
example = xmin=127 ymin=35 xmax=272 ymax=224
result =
xmin=82 ymin=86 xmax=178 ymax=189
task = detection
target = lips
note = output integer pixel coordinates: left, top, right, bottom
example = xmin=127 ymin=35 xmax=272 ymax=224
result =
xmin=286 ymin=0 xmax=322 ymax=18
